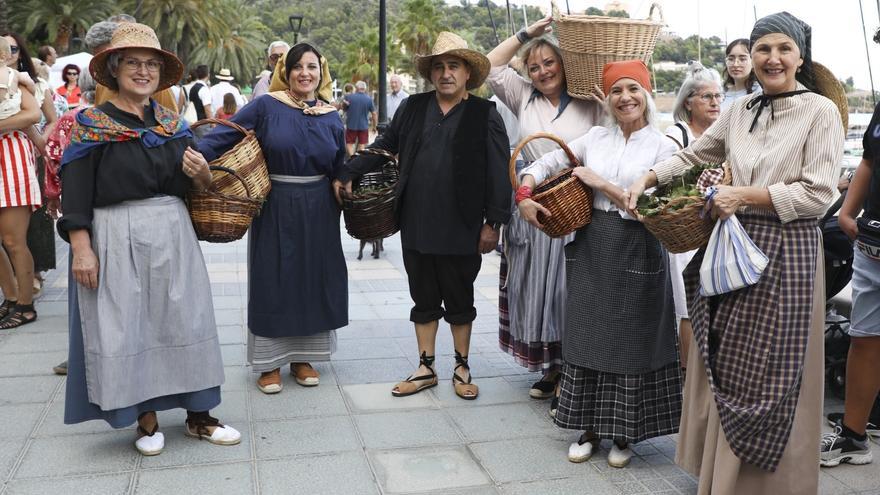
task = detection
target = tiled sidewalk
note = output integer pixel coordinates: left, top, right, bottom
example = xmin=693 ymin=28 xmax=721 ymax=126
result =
xmin=0 ymin=231 xmax=877 ymax=494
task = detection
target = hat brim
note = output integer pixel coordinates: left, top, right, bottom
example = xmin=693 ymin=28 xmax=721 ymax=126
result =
xmin=415 ymin=48 xmax=490 ymax=90
xmin=215 ymin=75 xmax=235 ymax=81
xmin=812 ymin=62 xmax=848 ymax=132
xmin=89 ymin=46 xmax=184 ymax=93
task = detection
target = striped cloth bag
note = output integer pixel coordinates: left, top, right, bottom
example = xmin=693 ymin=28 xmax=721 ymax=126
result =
xmin=699 ymin=189 xmax=769 ymax=296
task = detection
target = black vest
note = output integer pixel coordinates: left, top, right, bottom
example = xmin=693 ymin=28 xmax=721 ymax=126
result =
xmin=189 ymin=82 xmax=207 ymax=120
xmin=392 ymin=92 xmax=493 ymax=227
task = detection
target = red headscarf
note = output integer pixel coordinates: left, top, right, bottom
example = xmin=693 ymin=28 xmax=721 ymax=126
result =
xmin=602 ymin=60 xmax=652 ymax=95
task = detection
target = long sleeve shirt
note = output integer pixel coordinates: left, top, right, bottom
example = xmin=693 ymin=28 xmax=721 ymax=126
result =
xmin=651 ymin=83 xmax=843 ymax=223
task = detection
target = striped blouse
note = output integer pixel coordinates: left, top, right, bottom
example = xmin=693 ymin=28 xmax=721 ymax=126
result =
xmin=651 ymin=82 xmax=844 ymax=224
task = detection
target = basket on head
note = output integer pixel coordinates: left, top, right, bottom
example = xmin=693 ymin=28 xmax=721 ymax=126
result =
xmin=511 ymin=133 xmax=592 ymax=238
xmin=188 ymin=165 xmax=263 ymax=243
xmin=191 ymin=119 xmax=271 ymax=201
xmin=342 ymin=148 xmax=399 ymax=240
xmin=552 ymin=1 xmax=664 ymax=100
xmin=641 ymin=164 xmax=731 ymax=253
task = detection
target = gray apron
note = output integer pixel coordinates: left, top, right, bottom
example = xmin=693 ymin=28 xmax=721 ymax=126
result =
xmin=78 ymin=196 xmax=224 ymax=410
xmin=563 ymin=209 xmax=678 ymax=374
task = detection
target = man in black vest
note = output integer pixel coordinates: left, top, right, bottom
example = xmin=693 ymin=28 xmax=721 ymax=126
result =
xmin=188 ymin=65 xmax=213 ymax=138
xmin=343 ymin=32 xmax=511 ymax=401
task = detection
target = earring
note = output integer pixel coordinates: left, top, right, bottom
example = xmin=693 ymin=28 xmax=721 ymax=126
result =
xmin=796 ymin=67 xmax=801 ymax=73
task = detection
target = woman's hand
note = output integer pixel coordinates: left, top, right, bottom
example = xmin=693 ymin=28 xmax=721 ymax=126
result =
xmin=182 ymin=146 xmax=212 ymax=190
xmin=626 ymin=172 xmax=656 ymax=218
xmin=571 ymin=166 xmax=604 ymax=189
xmin=72 ymin=244 xmax=99 ymax=290
xmin=526 ymin=14 xmax=553 ymax=38
xmin=839 ymin=214 xmax=858 ymax=241
xmin=332 ymin=179 xmax=350 ymax=206
xmin=517 ymin=198 xmax=550 ymax=229
xmin=704 ymin=185 xmax=743 ymax=220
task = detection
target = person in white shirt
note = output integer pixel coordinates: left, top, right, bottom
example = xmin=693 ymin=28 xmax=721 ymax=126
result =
xmin=386 ymin=74 xmax=408 ymax=120
xmin=210 ymin=69 xmax=246 ymax=116
xmin=253 ymin=41 xmax=290 ymax=100
xmin=185 ymin=65 xmax=213 ymax=137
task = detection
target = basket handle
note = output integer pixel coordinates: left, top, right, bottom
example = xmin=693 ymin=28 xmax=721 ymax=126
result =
xmin=207 ymin=165 xmax=254 ymax=199
xmin=190 ymin=118 xmax=250 ymax=137
xmin=355 ymin=147 xmax=397 ymax=166
xmin=508 ymin=132 xmax=581 ymax=188
xmin=647 ymin=3 xmax=665 ymax=24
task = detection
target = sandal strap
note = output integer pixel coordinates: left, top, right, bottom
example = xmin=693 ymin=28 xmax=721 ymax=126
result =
xmin=14 ymin=303 xmax=35 ymax=313
xmin=0 ymin=305 xmax=36 ymax=329
xmin=186 ymin=411 xmax=223 ymax=437
xmin=418 ymin=351 xmax=435 ymax=368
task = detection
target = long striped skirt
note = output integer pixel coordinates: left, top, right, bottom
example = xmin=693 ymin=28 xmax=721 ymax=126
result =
xmin=0 ymin=131 xmax=41 ymax=208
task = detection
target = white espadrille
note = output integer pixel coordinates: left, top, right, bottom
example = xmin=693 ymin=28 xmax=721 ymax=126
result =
xmin=135 ymin=431 xmax=164 ymax=456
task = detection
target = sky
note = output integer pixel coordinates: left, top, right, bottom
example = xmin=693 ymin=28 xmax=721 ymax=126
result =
xmin=485 ymin=0 xmax=880 ymax=91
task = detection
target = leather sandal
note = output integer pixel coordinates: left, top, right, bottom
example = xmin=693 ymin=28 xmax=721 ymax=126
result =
xmin=453 ymin=351 xmax=478 ymax=400
xmin=0 ymin=303 xmax=37 ymax=330
xmin=135 ymin=412 xmax=164 ymax=456
xmin=392 ymin=351 xmax=437 ymax=397
xmin=0 ymin=299 xmax=17 ymax=320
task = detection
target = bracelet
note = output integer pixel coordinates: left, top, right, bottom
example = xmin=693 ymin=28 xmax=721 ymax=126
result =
xmin=516 ymin=28 xmax=531 ymax=44
xmin=514 ymin=185 xmax=533 ymax=204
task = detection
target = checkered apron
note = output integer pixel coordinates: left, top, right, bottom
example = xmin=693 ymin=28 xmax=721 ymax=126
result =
xmin=684 ymin=213 xmax=819 ymax=471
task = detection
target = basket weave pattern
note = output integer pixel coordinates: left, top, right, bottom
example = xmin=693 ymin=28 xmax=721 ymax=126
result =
xmin=554 ymin=3 xmax=663 ymax=100
xmin=188 ymin=166 xmax=262 ymax=243
xmin=511 ymin=133 xmax=592 ymax=238
xmin=191 ymin=119 xmax=271 ymax=200
xmin=641 ymin=166 xmax=731 ymax=253
xmin=342 ymin=148 xmax=399 ymax=240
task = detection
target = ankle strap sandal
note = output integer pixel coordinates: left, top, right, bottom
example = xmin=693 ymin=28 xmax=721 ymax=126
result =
xmin=453 ymin=351 xmax=479 ymax=400
xmin=0 ymin=303 xmax=37 ymax=330
xmin=391 ymin=351 xmax=437 ymax=397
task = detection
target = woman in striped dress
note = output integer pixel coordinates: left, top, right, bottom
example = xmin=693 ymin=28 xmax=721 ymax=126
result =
xmin=486 ymin=15 xmax=603 ymax=400
xmin=0 ymin=33 xmax=42 ymax=328
xmin=628 ymin=12 xmax=843 ymax=493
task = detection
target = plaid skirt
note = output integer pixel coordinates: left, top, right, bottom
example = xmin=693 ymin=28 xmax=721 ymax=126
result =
xmin=554 ymin=361 xmax=682 ymax=443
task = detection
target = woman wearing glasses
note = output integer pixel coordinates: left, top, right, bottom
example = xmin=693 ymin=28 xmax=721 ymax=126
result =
xmin=663 ymin=62 xmax=724 ymax=373
xmin=721 ymin=39 xmax=759 ymax=110
xmin=57 ymin=64 xmax=82 ymax=108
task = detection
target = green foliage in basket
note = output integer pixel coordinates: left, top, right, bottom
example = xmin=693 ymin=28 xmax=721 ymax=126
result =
xmin=636 ymin=164 xmax=718 ymax=217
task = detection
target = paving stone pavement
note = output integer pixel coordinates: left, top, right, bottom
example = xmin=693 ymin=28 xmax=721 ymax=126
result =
xmin=0 ymin=231 xmax=878 ymax=494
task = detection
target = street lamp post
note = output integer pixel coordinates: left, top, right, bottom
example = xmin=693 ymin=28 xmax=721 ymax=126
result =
xmin=377 ymin=0 xmax=387 ymax=133
xmin=288 ymin=14 xmax=304 ymax=43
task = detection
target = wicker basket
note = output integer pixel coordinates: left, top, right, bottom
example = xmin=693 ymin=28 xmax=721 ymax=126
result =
xmin=342 ymin=148 xmax=399 ymax=240
xmin=553 ymin=2 xmax=664 ymax=100
xmin=191 ymin=119 xmax=271 ymax=200
xmin=511 ymin=133 xmax=592 ymax=238
xmin=188 ymin=165 xmax=263 ymax=243
xmin=641 ymin=165 xmax=731 ymax=253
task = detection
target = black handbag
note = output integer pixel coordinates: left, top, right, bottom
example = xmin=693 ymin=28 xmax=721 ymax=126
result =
xmin=856 ymin=216 xmax=880 ymax=260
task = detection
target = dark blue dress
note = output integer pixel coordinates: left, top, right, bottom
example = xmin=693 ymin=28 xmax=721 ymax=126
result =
xmin=198 ymin=96 xmax=349 ymax=338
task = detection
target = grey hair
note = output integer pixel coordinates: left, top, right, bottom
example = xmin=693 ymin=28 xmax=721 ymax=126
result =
xmin=355 ymin=80 xmax=367 ymax=90
xmin=603 ymin=85 xmax=657 ymax=129
xmin=107 ymin=13 xmax=136 ymax=23
xmin=267 ymin=40 xmax=290 ymax=56
xmin=85 ymin=21 xmax=118 ymax=52
xmin=31 ymin=58 xmax=49 ymax=80
xmin=672 ymin=62 xmax=723 ymax=123
xmin=517 ymin=36 xmax=564 ymax=78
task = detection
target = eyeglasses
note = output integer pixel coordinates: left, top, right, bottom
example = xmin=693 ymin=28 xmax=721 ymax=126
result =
xmin=121 ymin=58 xmax=163 ymax=73
xmin=726 ymin=55 xmax=749 ymax=64
xmin=66 ymin=71 xmax=79 ymax=76
xmin=269 ymin=53 xmax=282 ymax=62
xmin=9 ymin=46 xmax=18 ymax=54
xmin=695 ymin=92 xmax=725 ymax=103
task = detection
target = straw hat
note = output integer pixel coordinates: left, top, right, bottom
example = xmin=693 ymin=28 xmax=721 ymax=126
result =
xmin=89 ymin=23 xmax=183 ymax=92
xmin=216 ymin=68 xmax=235 ymax=81
xmin=812 ymin=62 xmax=849 ymax=132
xmin=415 ymin=32 xmax=490 ymax=90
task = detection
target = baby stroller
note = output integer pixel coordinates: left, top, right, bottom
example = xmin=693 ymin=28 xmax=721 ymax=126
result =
xmin=822 ymin=190 xmax=855 ymax=399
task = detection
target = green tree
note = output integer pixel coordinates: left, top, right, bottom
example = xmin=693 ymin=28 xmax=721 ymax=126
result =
xmin=585 ymin=7 xmax=605 ymax=16
xmin=606 ymin=9 xmax=630 ymax=18
xmin=189 ymin=11 xmax=269 ymax=84
xmin=395 ymin=0 xmax=444 ymax=77
xmin=16 ymin=0 xmax=113 ymax=54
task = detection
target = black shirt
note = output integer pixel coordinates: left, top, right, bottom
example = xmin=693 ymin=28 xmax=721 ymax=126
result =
xmin=395 ymin=97 xmax=509 ymax=255
xmin=862 ymin=102 xmax=880 ymax=220
xmin=58 ymin=102 xmax=194 ymax=239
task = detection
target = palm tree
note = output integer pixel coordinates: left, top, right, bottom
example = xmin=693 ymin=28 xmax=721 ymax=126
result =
xmin=189 ymin=12 xmax=268 ymax=85
xmin=394 ymin=0 xmax=445 ymax=84
xmin=120 ymin=0 xmax=230 ymax=66
xmin=16 ymin=0 xmax=113 ymax=54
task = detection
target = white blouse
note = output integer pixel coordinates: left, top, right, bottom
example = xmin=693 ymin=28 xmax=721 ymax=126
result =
xmin=522 ymin=124 xmax=677 ymax=214
xmin=486 ymin=65 xmax=603 ymax=161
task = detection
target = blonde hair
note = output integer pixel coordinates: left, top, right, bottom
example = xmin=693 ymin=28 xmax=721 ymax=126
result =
xmin=517 ymin=36 xmax=564 ymax=79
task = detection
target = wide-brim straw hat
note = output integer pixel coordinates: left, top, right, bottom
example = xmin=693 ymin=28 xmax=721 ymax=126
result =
xmin=812 ymin=62 xmax=849 ymax=132
xmin=415 ymin=32 xmax=490 ymax=90
xmin=89 ymin=23 xmax=184 ymax=92
xmin=216 ymin=68 xmax=234 ymax=81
